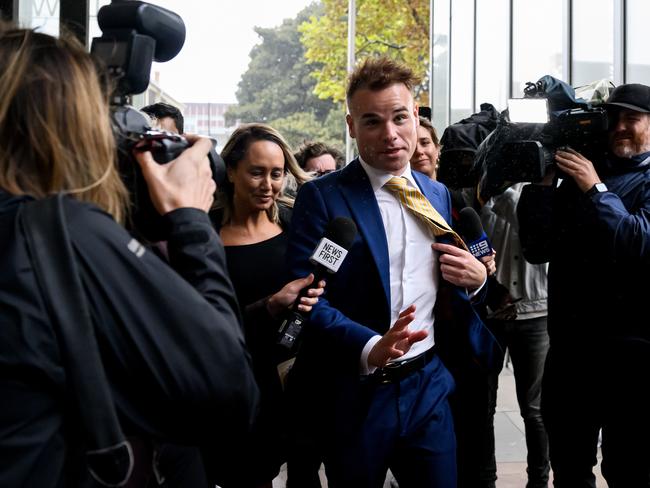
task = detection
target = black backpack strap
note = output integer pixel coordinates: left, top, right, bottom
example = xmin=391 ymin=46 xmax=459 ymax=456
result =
xmin=19 ymin=194 xmax=134 ymax=487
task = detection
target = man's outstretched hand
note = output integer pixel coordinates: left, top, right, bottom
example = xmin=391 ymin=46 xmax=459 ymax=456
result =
xmin=368 ymin=304 xmax=428 ymax=368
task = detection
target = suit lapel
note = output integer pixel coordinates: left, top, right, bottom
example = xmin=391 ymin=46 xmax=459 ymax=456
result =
xmin=412 ymin=170 xmax=454 ymax=245
xmin=412 ymin=170 xmax=445 ymax=218
xmin=338 ymin=160 xmax=391 ymax=306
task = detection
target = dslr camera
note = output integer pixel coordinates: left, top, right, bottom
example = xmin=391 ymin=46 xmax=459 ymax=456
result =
xmin=476 ymin=76 xmax=609 ymax=193
xmin=91 ymin=0 xmax=225 ymax=240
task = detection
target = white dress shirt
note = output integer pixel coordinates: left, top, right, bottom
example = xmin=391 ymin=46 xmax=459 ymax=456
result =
xmin=359 ymin=158 xmax=439 ymax=374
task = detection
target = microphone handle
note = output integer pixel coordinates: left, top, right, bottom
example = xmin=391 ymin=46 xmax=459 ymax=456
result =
xmin=292 ymin=265 xmax=328 ymax=313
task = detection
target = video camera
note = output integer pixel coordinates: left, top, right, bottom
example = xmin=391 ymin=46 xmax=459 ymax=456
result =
xmin=497 ymin=79 xmax=609 ymax=183
xmin=91 ymin=0 xmax=225 ymax=241
xmin=473 ymin=76 xmax=611 ymax=201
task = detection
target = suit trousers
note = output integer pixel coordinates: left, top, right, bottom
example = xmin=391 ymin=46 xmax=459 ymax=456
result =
xmin=323 ymin=354 xmax=457 ymax=488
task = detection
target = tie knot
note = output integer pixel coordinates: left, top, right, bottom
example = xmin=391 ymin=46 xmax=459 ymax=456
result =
xmin=385 ymin=176 xmax=408 ymax=191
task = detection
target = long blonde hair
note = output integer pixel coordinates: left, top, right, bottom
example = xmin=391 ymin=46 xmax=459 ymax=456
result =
xmin=0 ymin=25 xmax=128 ymax=222
xmin=219 ymin=123 xmax=310 ymax=225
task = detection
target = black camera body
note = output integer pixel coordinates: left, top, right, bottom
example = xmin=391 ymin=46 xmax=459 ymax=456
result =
xmin=91 ymin=1 xmax=225 ymax=241
xmin=498 ymin=106 xmax=609 ymax=183
xmin=475 ymin=77 xmax=610 ymax=199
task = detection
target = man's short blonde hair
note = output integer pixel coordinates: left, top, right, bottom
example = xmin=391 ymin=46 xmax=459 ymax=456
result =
xmin=346 ymin=56 xmax=421 ymax=106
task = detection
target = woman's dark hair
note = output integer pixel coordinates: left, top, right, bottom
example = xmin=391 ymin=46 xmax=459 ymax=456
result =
xmin=218 ymin=123 xmax=310 ymax=224
xmin=418 ymin=116 xmax=441 ymax=147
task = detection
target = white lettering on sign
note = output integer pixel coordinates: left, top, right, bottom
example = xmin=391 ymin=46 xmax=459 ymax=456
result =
xmin=309 ymin=237 xmax=348 ymax=273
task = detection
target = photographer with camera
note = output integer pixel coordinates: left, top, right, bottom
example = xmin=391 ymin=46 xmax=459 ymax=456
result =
xmin=517 ymin=83 xmax=650 ymax=486
xmin=0 ymin=25 xmax=258 ymax=488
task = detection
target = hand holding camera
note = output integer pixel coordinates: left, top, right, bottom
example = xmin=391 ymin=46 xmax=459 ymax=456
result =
xmin=135 ymin=135 xmax=216 ymax=214
xmin=554 ymin=147 xmax=601 ymax=192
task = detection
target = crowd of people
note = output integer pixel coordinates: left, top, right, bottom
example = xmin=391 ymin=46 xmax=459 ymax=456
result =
xmin=1 ymin=21 xmax=649 ymax=488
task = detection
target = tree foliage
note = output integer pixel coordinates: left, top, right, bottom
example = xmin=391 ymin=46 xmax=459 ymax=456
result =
xmin=299 ymin=0 xmax=430 ymax=104
xmin=226 ymin=3 xmax=346 ymax=150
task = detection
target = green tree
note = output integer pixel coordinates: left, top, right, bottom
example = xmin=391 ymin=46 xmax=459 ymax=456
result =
xmin=226 ymin=3 xmax=346 ymax=150
xmin=299 ymin=0 xmax=430 ymax=105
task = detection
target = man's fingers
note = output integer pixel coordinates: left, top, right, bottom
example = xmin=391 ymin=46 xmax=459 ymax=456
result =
xmin=432 ymin=242 xmax=464 ymax=256
xmin=392 ymin=311 xmax=416 ymax=330
xmin=407 ymin=330 xmax=428 ymax=345
xmin=438 ymin=252 xmax=467 ymax=267
xmin=387 ymin=347 xmax=405 ymax=360
xmin=398 ymin=304 xmax=416 ymax=318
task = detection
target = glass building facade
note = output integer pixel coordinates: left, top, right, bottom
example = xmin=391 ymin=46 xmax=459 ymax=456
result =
xmin=431 ymin=0 xmax=649 ymax=134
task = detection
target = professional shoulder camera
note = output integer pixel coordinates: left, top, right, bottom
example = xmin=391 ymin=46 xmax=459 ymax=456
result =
xmin=91 ymin=1 xmax=225 ymax=240
xmin=475 ymin=75 xmax=610 ymax=199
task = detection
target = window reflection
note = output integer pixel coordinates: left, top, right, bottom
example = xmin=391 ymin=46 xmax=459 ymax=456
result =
xmin=450 ymin=0 xmax=474 ymax=124
xmin=432 ymin=0 xmax=450 ymax=134
xmin=512 ymin=0 xmax=563 ymax=96
xmin=476 ymin=0 xmax=509 ymax=111
xmin=627 ymin=0 xmax=650 ymax=83
xmin=572 ymin=0 xmax=613 ymax=86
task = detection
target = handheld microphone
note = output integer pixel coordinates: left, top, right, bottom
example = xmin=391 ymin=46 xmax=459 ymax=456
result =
xmin=457 ymin=207 xmax=493 ymax=259
xmin=277 ymin=217 xmax=358 ymax=352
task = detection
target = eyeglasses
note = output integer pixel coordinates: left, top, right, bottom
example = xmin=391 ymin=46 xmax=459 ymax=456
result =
xmin=315 ymin=169 xmax=335 ymax=177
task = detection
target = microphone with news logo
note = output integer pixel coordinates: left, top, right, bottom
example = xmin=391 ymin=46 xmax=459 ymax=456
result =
xmin=277 ymin=217 xmax=358 ymax=352
xmin=457 ymin=206 xmax=493 ymax=258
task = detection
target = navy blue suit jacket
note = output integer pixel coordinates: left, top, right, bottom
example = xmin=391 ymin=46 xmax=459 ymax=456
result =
xmin=287 ymin=160 xmax=502 ymax=391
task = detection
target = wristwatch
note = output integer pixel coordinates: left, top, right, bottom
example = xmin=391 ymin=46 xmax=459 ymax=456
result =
xmin=585 ymin=182 xmax=608 ymax=197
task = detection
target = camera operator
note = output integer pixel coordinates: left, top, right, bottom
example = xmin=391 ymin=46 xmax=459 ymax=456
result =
xmin=517 ymin=83 xmax=650 ymax=486
xmin=0 ymin=26 xmax=258 ymax=487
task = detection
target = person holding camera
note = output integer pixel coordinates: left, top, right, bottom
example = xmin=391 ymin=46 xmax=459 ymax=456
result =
xmin=517 ymin=83 xmax=650 ymax=486
xmin=0 ymin=26 xmax=259 ymax=487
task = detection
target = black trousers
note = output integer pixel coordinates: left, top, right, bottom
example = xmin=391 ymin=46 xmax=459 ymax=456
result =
xmin=542 ymin=340 xmax=650 ymax=488
xmin=485 ymin=316 xmax=550 ymax=488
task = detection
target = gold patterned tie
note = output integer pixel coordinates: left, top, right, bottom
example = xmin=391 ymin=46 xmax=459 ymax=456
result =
xmin=384 ymin=176 xmax=468 ymax=251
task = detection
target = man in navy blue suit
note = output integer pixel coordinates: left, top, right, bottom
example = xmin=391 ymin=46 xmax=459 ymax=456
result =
xmin=286 ymin=57 xmax=501 ymax=488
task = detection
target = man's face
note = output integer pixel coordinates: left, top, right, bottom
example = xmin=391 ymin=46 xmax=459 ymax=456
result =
xmin=608 ymin=109 xmax=650 ymax=158
xmin=154 ymin=116 xmax=179 ymax=134
xmin=304 ymin=153 xmax=337 ymax=176
xmin=346 ymin=83 xmax=419 ymax=175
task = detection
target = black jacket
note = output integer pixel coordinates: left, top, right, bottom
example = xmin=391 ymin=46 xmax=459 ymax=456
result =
xmin=517 ymin=155 xmax=650 ymax=348
xmin=0 ymin=192 xmax=259 ymax=487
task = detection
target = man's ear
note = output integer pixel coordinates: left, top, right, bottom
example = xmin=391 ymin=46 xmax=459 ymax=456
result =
xmin=414 ymin=103 xmax=420 ymax=127
xmin=346 ymin=113 xmax=356 ymax=139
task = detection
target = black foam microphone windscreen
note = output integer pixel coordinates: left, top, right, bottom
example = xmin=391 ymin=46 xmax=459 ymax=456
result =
xmin=457 ymin=207 xmax=493 ymax=258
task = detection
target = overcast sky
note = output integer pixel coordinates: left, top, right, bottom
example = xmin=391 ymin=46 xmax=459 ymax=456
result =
xmin=145 ymin=0 xmax=315 ymax=104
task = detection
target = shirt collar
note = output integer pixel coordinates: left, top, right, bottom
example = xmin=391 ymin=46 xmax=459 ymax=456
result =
xmin=358 ymin=157 xmax=418 ymax=193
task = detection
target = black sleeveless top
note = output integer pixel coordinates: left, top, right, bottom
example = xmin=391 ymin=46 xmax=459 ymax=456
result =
xmin=224 ymin=231 xmax=289 ymax=309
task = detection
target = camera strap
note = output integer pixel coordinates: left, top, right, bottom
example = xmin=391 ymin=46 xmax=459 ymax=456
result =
xmin=19 ymin=194 xmax=134 ymax=487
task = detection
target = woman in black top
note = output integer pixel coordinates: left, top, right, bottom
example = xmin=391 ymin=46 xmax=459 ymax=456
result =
xmin=207 ymin=124 xmax=321 ymax=488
